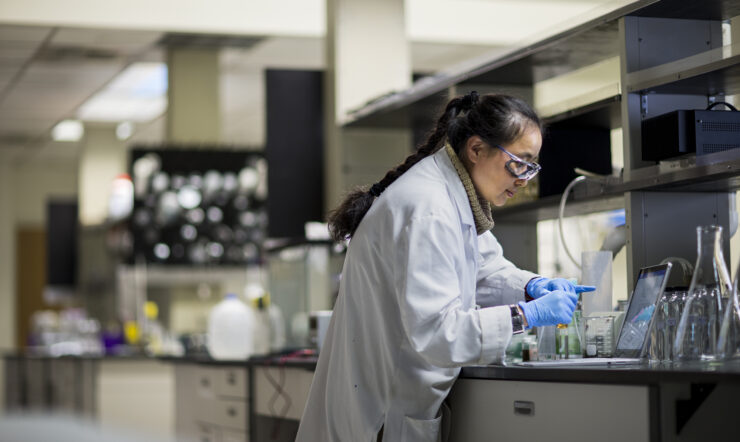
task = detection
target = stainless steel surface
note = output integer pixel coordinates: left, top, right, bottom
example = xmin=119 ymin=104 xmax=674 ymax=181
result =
xmin=496 ymin=148 xmax=740 ymax=222
xmin=627 ymin=43 xmax=740 ymax=95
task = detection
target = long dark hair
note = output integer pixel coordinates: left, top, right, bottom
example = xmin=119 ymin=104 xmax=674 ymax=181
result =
xmin=327 ymin=92 xmax=543 ymax=242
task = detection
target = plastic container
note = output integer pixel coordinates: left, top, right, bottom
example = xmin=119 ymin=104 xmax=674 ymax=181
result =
xmin=207 ymin=293 xmax=254 ymax=360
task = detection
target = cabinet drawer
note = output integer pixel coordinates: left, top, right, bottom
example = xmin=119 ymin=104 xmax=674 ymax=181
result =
xmin=448 ymin=379 xmax=650 ymax=442
xmin=197 ymin=423 xmax=220 ymax=442
xmin=221 ymin=429 xmax=246 ymax=442
xmin=195 ymin=367 xmax=219 ymax=399
xmin=197 ymin=398 xmax=248 ymax=431
xmin=215 ymin=368 xmax=247 ymax=399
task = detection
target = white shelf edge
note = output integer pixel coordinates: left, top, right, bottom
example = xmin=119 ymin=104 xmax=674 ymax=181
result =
xmin=537 ymin=83 xmax=622 ymax=120
xmin=117 ymin=264 xmax=248 ymax=286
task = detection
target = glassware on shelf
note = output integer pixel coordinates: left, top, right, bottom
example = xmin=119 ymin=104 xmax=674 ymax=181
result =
xmin=673 ymin=225 xmax=731 ymax=362
xmin=718 ymin=269 xmax=740 ymax=360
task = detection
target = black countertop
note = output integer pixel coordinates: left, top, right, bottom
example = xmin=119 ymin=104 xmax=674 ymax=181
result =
xmin=4 ymin=352 xmax=319 ymax=370
xmin=460 ymin=360 xmax=740 ymax=385
xmin=9 ymin=351 xmax=740 ymax=384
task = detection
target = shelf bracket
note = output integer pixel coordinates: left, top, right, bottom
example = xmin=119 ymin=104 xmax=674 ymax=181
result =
xmin=640 ymin=94 xmax=649 ymax=117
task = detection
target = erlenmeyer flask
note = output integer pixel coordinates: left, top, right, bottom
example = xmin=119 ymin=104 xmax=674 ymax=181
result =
xmin=673 ymin=225 xmax=731 ymax=362
xmin=718 ymin=267 xmax=740 ymax=360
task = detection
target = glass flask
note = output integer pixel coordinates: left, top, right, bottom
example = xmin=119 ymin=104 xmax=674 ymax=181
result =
xmin=673 ymin=226 xmax=731 ymax=362
xmin=718 ymin=268 xmax=740 ymax=360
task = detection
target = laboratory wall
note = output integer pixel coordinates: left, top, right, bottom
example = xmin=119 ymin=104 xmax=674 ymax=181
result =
xmin=0 ymin=155 xmax=77 ymax=411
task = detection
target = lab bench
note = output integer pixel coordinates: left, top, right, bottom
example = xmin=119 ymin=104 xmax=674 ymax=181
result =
xmin=7 ymin=354 xmax=739 ymax=441
xmin=3 ymin=354 xmax=317 ymax=442
xmin=451 ymin=362 xmax=740 ymax=442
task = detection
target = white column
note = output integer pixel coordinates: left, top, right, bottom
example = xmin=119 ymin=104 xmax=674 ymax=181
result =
xmin=78 ymin=124 xmax=127 ymax=226
xmin=324 ymin=0 xmax=412 ymax=211
xmin=166 ymin=47 xmax=221 ymax=144
xmin=330 ymin=0 xmax=410 ymax=121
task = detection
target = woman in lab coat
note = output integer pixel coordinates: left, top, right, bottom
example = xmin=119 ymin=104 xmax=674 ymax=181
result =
xmin=296 ymin=92 xmax=589 ymax=442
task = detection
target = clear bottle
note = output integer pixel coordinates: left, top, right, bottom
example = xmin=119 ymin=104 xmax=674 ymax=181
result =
xmin=673 ymin=226 xmax=731 ymax=362
xmin=718 ymin=267 xmax=740 ymax=360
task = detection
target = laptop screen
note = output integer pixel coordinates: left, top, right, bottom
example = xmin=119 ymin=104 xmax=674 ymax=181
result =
xmin=614 ymin=264 xmax=671 ymax=358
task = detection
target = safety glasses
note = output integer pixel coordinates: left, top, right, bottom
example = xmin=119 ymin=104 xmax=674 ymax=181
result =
xmin=496 ymin=145 xmax=541 ymax=181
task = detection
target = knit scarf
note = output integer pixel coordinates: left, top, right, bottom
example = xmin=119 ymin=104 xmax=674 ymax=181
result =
xmin=445 ymin=143 xmax=494 ymax=235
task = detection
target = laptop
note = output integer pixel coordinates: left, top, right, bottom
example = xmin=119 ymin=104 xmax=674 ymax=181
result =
xmin=516 ymin=263 xmax=672 ymax=367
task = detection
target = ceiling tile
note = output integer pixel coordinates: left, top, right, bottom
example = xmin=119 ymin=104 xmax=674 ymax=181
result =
xmin=0 ymin=25 xmax=51 ymax=43
xmin=20 ymin=60 xmax=123 ymax=85
xmin=51 ymin=28 xmax=163 ymax=55
xmin=0 ymin=114 xmax=57 ymax=132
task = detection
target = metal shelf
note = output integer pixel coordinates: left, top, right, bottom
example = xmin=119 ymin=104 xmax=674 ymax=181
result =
xmin=541 ymin=90 xmax=622 ymax=129
xmin=342 ymin=0 xmax=653 ymax=128
xmin=495 ymin=193 xmax=625 ymax=223
xmin=496 ymin=148 xmax=740 ymax=222
xmin=631 ymin=0 xmax=740 ymax=20
xmin=626 ymin=43 xmax=740 ymax=96
xmin=617 ymin=148 xmax=740 ymax=192
xmin=117 ymin=264 xmax=248 ymax=287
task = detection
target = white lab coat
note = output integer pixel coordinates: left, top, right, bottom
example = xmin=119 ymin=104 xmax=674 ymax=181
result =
xmin=295 ymin=147 xmax=537 ymax=442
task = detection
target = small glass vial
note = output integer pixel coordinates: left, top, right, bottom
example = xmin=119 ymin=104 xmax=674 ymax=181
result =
xmin=556 ymin=324 xmax=569 ymax=359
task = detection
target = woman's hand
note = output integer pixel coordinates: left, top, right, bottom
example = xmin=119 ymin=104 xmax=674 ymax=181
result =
xmin=526 ymin=277 xmax=595 ymax=299
xmin=518 ymin=290 xmax=579 ymax=328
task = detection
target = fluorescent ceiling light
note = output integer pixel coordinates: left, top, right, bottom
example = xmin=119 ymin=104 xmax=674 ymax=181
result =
xmin=51 ymin=120 xmax=84 ymax=142
xmin=78 ymin=62 xmax=168 ymax=123
xmin=116 ymin=121 xmax=134 ymax=140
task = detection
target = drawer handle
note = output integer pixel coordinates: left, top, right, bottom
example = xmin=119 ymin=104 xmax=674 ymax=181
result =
xmin=227 ymin=407 xmax=237 ymax=417
xmin=201 ymin=378 xmax=210 ymax=387
xmin=227 ymin=372 xmax=236 ymax=385
xmin=513 ymin=401 xmax=535 ymax=416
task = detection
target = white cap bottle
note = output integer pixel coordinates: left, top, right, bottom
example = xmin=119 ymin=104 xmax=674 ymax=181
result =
xmin=207 ymin=293 xmax=254 ymax=360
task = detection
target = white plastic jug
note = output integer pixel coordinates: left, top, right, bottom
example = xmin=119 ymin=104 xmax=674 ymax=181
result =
xmin=207 ymin=293 xmax=254 ymax=360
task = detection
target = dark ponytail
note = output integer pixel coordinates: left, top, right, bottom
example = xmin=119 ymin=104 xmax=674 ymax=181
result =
xmin=327 ymin=92 xmax=542 ymax=242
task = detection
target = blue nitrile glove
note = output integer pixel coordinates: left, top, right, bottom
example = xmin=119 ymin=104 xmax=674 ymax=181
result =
xmin=526 ymin=277 xmax=596 ymax=299
xmin=518 ymin=290 xmax=579 ymax=328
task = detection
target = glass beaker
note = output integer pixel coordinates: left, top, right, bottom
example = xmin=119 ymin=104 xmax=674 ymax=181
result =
xmin=663 ymin=289 xmax=687 ymax=362
xmin=718 ymin=270 xmax=740 ymax=360
xmin=584 ymin=315 xmax=615 ymax=357
xmin=536 ymin=325 xmax=557 ymax=360
xmin=647 ymin=291 xmax=671 ymax=362
xmin=673 ymin=226 xmax=731 ymax=362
